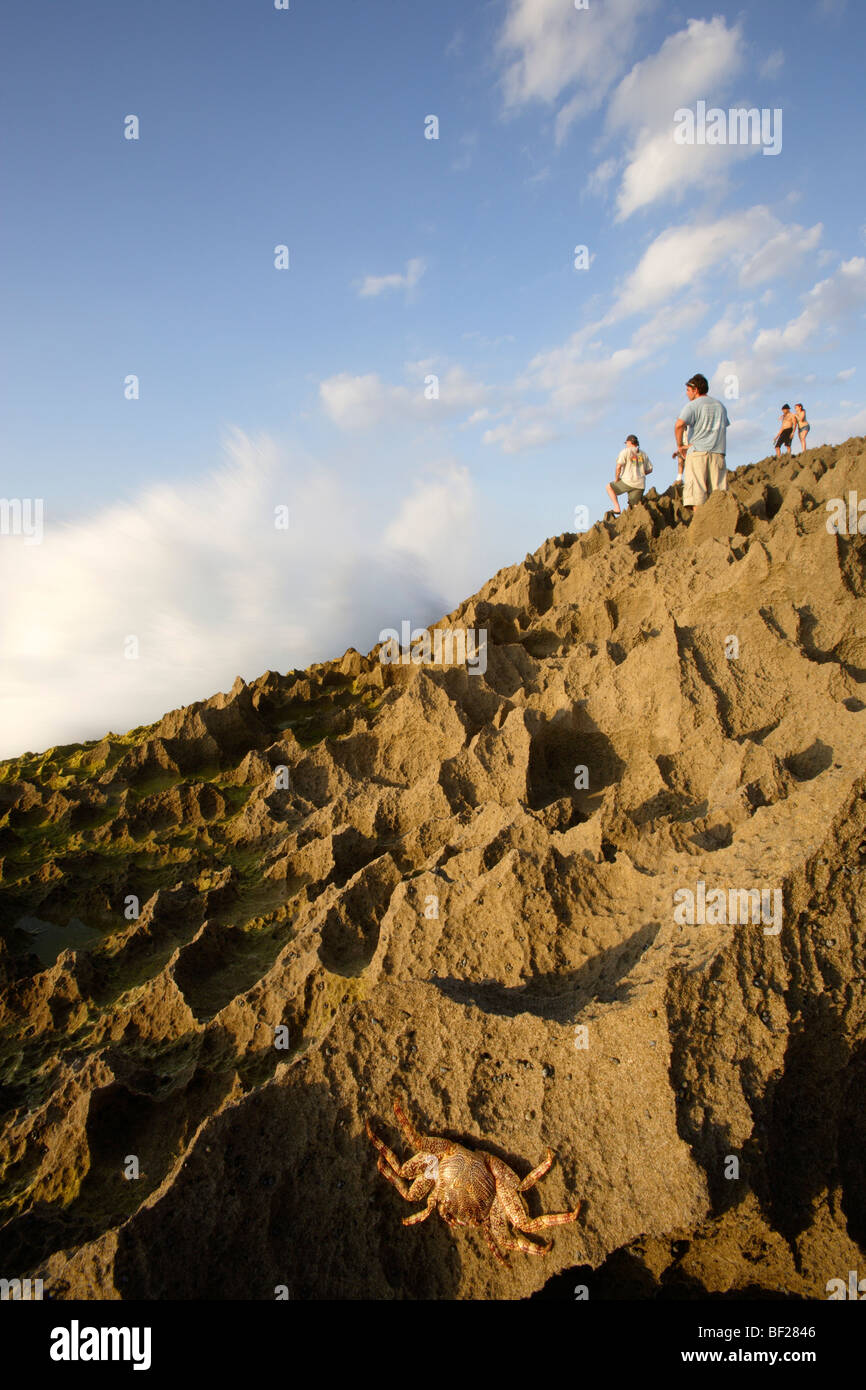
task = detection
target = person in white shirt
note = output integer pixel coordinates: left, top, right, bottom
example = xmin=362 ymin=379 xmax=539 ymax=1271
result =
xmin=606 ymin=434 xmax=653 ymax=515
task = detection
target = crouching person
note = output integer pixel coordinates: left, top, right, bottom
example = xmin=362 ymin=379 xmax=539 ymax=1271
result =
xmin=606 ymin=435 xmax=653 ymax=515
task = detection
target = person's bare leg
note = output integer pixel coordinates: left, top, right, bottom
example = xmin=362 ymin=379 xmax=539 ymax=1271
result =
xmin=605 ymin=482 xmax=621 ymax=514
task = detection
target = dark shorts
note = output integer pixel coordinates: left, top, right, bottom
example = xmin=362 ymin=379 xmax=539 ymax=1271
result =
xmin=611 ymin=480 xmax=644 ymax=505
xmin=775 ymin=427 xmax=794 ymax=447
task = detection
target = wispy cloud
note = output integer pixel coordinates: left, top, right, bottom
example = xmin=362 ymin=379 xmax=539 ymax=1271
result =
xmin=704 ymin=260 xmax=866 ymax=408
xmin=760 ymin=49 xmax=784 ymax=79
xmin=598 ymin=17 xmax=749 ymax=219
xmin=753 ymin=257 xmax=866 ymax=356
xmin=607 ymin=209 xmax=822 ymax=320
xmin=482 ymin=415 xmax=560 ymax=454
xmin=356 ymin=257 xmax=426 ymax=299
xmin=319 ymin=363 xmax=487 ymax=431
xmin=497 ymin=0 xmax=652 ymax=143
xmin=461 ymin=330 xmax=516 ymax=349
xmin=451 ymin=132 xmax=478 ymax=173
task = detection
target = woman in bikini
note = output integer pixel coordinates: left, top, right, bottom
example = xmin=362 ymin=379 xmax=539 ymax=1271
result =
xmin=793 ymin=403 xmax=810 ymax=452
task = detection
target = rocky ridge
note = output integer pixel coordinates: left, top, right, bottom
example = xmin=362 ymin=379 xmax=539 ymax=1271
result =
xmin=0 ymin=439 xmax=864 ymax=1299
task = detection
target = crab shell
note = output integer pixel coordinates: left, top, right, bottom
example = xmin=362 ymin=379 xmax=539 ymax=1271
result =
xmin=436 ymin=1148 xmax=496 ymax=1226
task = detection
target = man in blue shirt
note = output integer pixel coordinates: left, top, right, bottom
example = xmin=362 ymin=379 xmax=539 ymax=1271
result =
xmin=674 ymin=374 xmax=730 ymax=508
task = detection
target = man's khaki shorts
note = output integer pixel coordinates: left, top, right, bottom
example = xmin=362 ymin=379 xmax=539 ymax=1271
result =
xmin=610 ymin=479 xmax=644 ymax=506
xmin=683 ymin=451 xmax=727 ymax=507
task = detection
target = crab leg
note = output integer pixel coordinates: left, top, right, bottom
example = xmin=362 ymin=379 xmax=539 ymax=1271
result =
xmin=518 ymin=1149 xmax=555 ymax=1192
xmin=500 ymin=1232 xmax=553 ymax=1256
xmin=365 ymin=1118 xmax=402 ymax=1176
xmin=489 ymin=1153 xmax=580 ymax=1247
xmin=402 ymin=1187 xmax=437 ymax=1225
xmin=483 ymin=1223 xmax=508 ymax=1266
xmin=489 ymin=1204 xmax=550 ymax=1257
xmin=519 ymin=1206 xmax=581 ymax=1233
xmin=374 ymin=1154 xmax=433 ymax=1196
xmin=392 ymin=1097 xmax=425 ymax=1149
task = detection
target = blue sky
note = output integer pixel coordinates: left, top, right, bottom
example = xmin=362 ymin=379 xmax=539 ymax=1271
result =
xmin=2 ymin=0 xmax=865 ymax=756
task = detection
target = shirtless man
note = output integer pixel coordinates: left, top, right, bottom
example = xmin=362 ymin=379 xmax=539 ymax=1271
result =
xmin=774 ymin=404 xmax=796 ymax=457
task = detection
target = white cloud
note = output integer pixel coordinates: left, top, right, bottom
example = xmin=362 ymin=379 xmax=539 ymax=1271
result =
xmin=482 ymin=417 xmax=560 ymax=454
xmin=319 ymin=372 xmax=409 ymax=430
xmin=608 ymin=209 xmax=822 ymax=320
xmin=810 ymin=403 xmax=866 ymax=444
xmin=585 ymin=157 xmax=618 ymax=197
xmin=738 ymin=222 xmax=822 ymax=286
xmin=357 ymin=257 xmax=426 ymax=298
xmin=319 ymin=364 xmax=487 ymax=431
xmin=837 ymin=367 xmax=856 ymax=380
xmin=382 ymin=462 xmax=478 ymax=594
xmin=700 ymin=307 xmax=758 ymax=358
xmin=629 ymin=299 xmax=708 ymax=354
xmin=529 ymin=351 xmax=637 ymax=415
xmin=615 ymin=130 xmax=754 ymax=220
xmin=486 ymin=301 xmax=707 ymax=448
xmin=701 ymin=261 xmax=866 ymax=410
xmin=445 ymin=27 xmax=465 ymax=59
xmin=760 ymin=50 xmax=784 ymax=79
xmin=497 ymin=0 xmax=650 ymax=142
xmin=606 ymin=18 xmax=744 ymax=132
xmin=461 ymin=330 xmax=516 ymax=348
xmin=724 ymin=414 xmax=774 ymax=449
xmin=709 ymin=356 xmax=784 ymax=405
xmin=640 ymin=398 xmax=676 ymax=432
xmin=432 ymin=365 xmax=488 ymax=409
xmin=0 ymin=434 xmax=483 ymax=759
xmin=753 ymin=257 xmax=866 ymax=356
xmin=451 ymin=132 xmax=478 ymax=173
xmin=603 ymin=17 xmax=748 ymax=218
xmin=609 ymin=217 xmax=746 ymax=319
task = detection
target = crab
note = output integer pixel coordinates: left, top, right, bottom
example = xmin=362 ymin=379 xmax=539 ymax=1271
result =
xmin=366 ymin=1097 xmax=580 ymax=1265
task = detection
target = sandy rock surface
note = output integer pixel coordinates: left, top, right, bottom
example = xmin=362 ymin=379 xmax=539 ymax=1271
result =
xmin=1 ymin=440 xmax=864 ymax=1299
